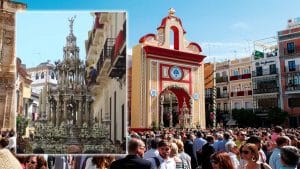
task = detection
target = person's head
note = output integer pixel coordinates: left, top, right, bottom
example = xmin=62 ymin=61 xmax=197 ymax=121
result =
xmin=0 ymin=138 xmax=8 ymax=148
xmin=274 ymin=126 xmax=283 ymax=134
xmin=246 ymin=135 xmax=262 ymax=150
xmin=157 ymin=140 xmax=171 ymax=159
xmin=128 ymin=138 xmax=146 ymax=157
xmin=276 ymin=136 xmax=291 ymax=147
xmin=237 ymin=131 xmax=246 ymax=141
xmin=225 ymin=141 xmax=239 ymax=154
xmin=196 ymin=131 xmax=202 ymax=138
xmin=174 ymin=139 xmax=184 ymax=153
xmin=186 ymin=133 xmax=193 ymax=140
xmin=210 ymin=152 xmax=235 ymax=169
xmin=280 ymin=146 xmax=299 ymax=167
xmin=92 ymin=155 xmax=115 ymax=168
xmin=223 ymin=132 xmax=230 ymax=140
xmin=150 ymin=138 xmax=160 ymax=149
xmin=170 ymin=142 xmax=179 ymax=158
xmin=8 ymin=130 xmax=15 ymax=137
xmin=26 ymin=156 xmax=47 ymax=169
xmin=240 ymin=143 xmax=259 ymax=162
xmin=206 ymin=135 xmax=215 ymax=144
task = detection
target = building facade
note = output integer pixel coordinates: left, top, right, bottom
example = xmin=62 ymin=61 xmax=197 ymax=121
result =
xmin=215 ymin=60 xmax=230 ymax=123
xmin=229 ymin=57 xmax=253 ymax=111
xmin=85 ymin=12 xmax=126 ymax=142
xmin=27 ymin=61 xmax=57 ymax=95
xmin=278 ymin=18 xmax=300 ymax=127
xmin=252 ymin=39 xmax=280 ymax=120
xmin=26 ymin=61 xmax=57 ymax=120
xmin=214 ymin=57 xmax=253 ymax=125
xmin=204 ymin=63 xmax=213 ymax=125
xmin=16 ymin=58 xmax=32 ymax=119
xmin=131 ymin=9 xmax=206 ymax=129
xmin=0 ymin=0 xmax=26 ymax=129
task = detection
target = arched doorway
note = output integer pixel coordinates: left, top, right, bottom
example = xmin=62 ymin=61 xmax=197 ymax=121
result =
xmin=159 ymin=86 xmax=192 ymax=128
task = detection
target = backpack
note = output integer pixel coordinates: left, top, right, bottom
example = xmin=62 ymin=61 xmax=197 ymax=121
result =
xmin=152 ymin=157 xmax=161 ymax=168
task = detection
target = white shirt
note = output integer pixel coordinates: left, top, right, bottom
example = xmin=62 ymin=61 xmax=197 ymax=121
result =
xmin=228 ymin=152 xmax=240 ymax=169
xmin=148 ymin=155 xmax=176 ymax=169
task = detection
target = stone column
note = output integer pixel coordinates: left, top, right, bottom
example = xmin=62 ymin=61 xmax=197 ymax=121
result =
xmin=56 ymin=101 xmax=61 ymax=126
xmin=48 ymin=101 xmax=52 ymax=122
xmin=54 ymin=104 xmax=57 ymax=126
xmin=77 ymin=99 xmax=82 ymax=126
xmin=85 ymin=98 xmax=88 ymax=125
xmin=63 ymin=98 xmax=67 ymax=121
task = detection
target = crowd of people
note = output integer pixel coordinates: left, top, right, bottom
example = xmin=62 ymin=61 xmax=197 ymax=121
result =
xmin=113 ymin=126 xmax=300 ymax=169
xmin=0 ymin=126 xmax=299 ymax=169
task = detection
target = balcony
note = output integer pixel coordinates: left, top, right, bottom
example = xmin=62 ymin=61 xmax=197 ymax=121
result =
xmin=217 ymin=93 xmax=229 ymax=98
xmin=253 ymin=87 xmax=279 ymax=94
xmin=216 ymin=76 xmax=228 ymax=83
xmin=286 ymin=84 xmax=300 ymax=91
xmin=281 ymin=46 xmax=300 ymax=56
xmin=231 ymin=90 xmax=252 ymax=97
xmin=252 ymin=68 xmax=278 ymax=77
xmin=230 ymin=73 xmax=251 ymax=81
xmin=98 ymin=38 xmax=115 ymax=76
xmin=109 ymin=23 xmax=126 ymax=78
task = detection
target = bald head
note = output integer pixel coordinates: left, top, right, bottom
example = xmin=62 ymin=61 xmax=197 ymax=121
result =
xmin=128 ymin=138 xmax=145 ymax=156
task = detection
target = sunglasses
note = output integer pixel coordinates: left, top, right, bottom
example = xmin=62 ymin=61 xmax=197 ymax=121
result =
xmin=27 ymin=160 xmax=37 ymax=165
xmin=241 ymin=150 xmax=250 ymax=155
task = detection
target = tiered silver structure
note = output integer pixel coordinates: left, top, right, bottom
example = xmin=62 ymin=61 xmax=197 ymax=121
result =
xmin=31 ymin=17 xmax=117 ymax=154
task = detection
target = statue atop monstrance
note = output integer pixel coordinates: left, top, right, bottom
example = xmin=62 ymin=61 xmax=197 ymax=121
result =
xmin=28 ymin=17 xmax=112 ymax=154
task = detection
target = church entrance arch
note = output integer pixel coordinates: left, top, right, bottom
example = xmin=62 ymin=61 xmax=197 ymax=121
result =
xmin=159 ymin=86 xmax=192 ymax=128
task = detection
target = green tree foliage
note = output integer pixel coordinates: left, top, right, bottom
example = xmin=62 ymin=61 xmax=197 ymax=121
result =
xmin=267 ymin=108 xmax=288 ymax=125
xmin=232 ymin=109 xmax=257 ymax=127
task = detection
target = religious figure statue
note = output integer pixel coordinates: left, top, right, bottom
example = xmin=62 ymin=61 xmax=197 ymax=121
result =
xmin=68 ymin=16 xmax=76 ymax=33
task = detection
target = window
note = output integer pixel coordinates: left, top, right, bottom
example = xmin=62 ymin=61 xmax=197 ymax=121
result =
xmin=256 ymin=67 xmax=262 ymax=76
xmin=216 ymin=72 xmax=220 ymax=78
xmin=234 ymin=102 xmax=240 ymax=109
xmin=222 ymin=71 xmax=227 ymax=77
xmin=223 ymin=86 xmax=227 ymax=94
xmin=217 ymin=87 xmax=221 ymax=97
xmin=217 ymin=103 xmax=221 ymax=110
xmin=224 ymin=103 xmax=228 ymax=111
xmin=287 ymin=42 xmax=295 ymax=54
xmin=269 ymin=64 xmax=276 ymax=74
xmin=245 ymin=102 xmax=252 ymax=109
xmin=233 ymin=69 xmax=239 ymax=76
xmin=288 ymin=98 xmax=300 ymax=108
xmin=243 ymin=68 xmax=249 ymax=74
xmin=51 ymin=72 xmax=55 ymax=79
xmin=35 ymin=73 xmax=39 ymax=80
xmin=288 ymin=60 xmax=296 ymax=71
xmin=41 ymin=72 xmax=44 ymax=79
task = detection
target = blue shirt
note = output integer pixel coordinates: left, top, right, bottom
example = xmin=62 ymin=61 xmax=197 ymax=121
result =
xmin=269 ymin=148 xmax=283 ymax=169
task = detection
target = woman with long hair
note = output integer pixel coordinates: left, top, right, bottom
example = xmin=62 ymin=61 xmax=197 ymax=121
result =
xmin=210 ymin=152 xmax=235 ymax=169
xmin=240 ymin=143 xmax=271 ymax=169
xmin=25 ymin=156 xmax=47 ymax=169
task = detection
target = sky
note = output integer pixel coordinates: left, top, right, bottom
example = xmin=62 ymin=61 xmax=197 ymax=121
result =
xmin=17 ymin=0 xmax=300 ymax=67
xmin=16 ymin=11 xmax=93 ymax=67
